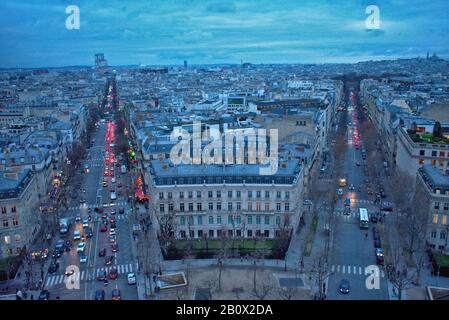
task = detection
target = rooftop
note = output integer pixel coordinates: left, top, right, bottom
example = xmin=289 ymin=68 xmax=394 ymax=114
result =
xmin=419 ymin=164 xmax=449 ymax=194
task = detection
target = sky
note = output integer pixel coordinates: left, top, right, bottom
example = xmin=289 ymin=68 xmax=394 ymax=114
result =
xmin=0 ymin=0 xmax=448 ymax=68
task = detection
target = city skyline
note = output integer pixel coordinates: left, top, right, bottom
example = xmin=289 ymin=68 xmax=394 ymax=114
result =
xmin=1 ymin=0 xmax=448 ymax=68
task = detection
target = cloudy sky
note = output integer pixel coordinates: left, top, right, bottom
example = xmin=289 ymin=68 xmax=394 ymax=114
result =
xmin=0 ymin=0 xmax=448 ymax=68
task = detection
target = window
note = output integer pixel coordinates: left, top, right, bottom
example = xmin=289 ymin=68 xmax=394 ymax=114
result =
xmin=256 ymin=202 xmax=261 ymax=211
xmin=248 ymin=202 xmax=252 ymax=211
xmin=14 ymin=234 xmax=21 ymax=242
xmin=228 ymin=191 xmax=233 ymax=198
xmin=180 ymin=216 xmax=185 ymax=225
xmin=236 ymin=191 xmax=241 ymax=198
xmin=3 ymin=220 xmax=8 ymax=228
xmin=228 ymin=230 xmax=233 ymax=237
xmin=442 ymin=215 xmax=448 ymax=225
xmin=431 ymin=230 xmax=437 ymax=238
xmin=419 ymin=159 xmax=424 ymax=165
xmin=444 ymin=203 xmax=449 ymax=211
xmin=228 ymin=215 xmax=233 ymax=224
xmin=208 ymin=191 xmax=213 ymax=198
xmin=1 ymin=207 xmax=5 ymax=214
xmin=435 ymin=202 xmax=440 ymax=210
xmin=433 ymin=214 xmax=439 ymax=224
xmin=439 ymin=245 xmax=445 ymax=251
xmin=4 ymin=236 xmax=11 ymax=244
xmin=197 ymin=216 xmax=203 ymax=225
xmin=209 ymin=230 xmax=214 ymax=238
xmin=217 ymin=215 xmax=222 ymax=224
xmin=285 ymin=191 xmax=290 ymax=199
xmin=247 ymin=230 xmax=253 ymax=237
xmin=440 ymin=231 xmax=446 ymax=240
xmin=256 ymin=215 xmax=261 ymax=225
xmin=265 ymin=203 xmax=270 ymax=211
xmin=256 ymin=191 xmax=261 ymax=198
xmin=248 ymin=191 xmax=253 ymax=199
xmin=265 ymin=191 xmax=270 ymax=198
xmin=264 ymin=216 xmax=270 ymax=225
xmin=419 ymin=150 xmax=425 ymax=156
xmin=168 ymin=192 xmax=173 ymax=199
xmin=159 ymin=204 xmax=165 ymax=212
xmin=11 ymin=206 xmax=16 ymax=213
xmin=188 ymin=203 xmax=194 ymax=212
xmin=188 ymin=216 xmax=194 ymax=226
xmin=276 ymin=191 xmax=281 ymax=199
xmin=285 ymin=203 xmax=290 ymax=211
xmin=248 ymin=216 xmax=253 ymax=224
xmin=179 ymin=192 xmax=184 ymax=199
xmin=197 ymin=203 xmax=202 ymax=211
xmin=276 ymin=216 xmax=281 ymax=225
xmin=197 ymin=230 xmax=203 ymax=238
xmin=159 ymin=192 xmax=164 ymax=200
xmin=216 ymin=191 xmax=221 ymax=198
xmin=432 ymin=151 xmax=437 ymax=157
xmin=217 ymin=202 xmax=222 ymax=211
xmin=440 ymin=151 xmax=446 ymax=157
xmin=208 ymin=216 xmax=213 ymax=224
xmin=168 ymin=204 xmax=174 ymax=212
xmin=236 ymin=202 xmax=241 ymax=210
xmin=236 ymin=230 xmax=242 ymax=237
xmin=197 ymin=191 xmax=202 ymax=199
xmin=236 ymin=216 xmax=241 ymax=224
xmin=188 ymin=191 xmax=193 ymax=199
xmin=256 ymin=230 xmax=261 ymax=237
xmin=209 ymin=202 xmax=213 ymax=211
xmin=180 ymin=203 xmax=185 ymax=212
xmin=264 ymin=230 xmax=269 ymax=237
xmin=227 ymin=202 xmax=232 ymax=211
xmin=276 ymin=203 xmax=281 ymax=211
xmin=189 ymin=230 xmax=194 ymax=238
xmin=431 ymin=159 xmax=436 ymax=166
xmin=217 ymin=229 xmax=222 ymax=237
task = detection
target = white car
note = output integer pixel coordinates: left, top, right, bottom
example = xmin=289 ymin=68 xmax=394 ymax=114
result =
xmin=109 ymin=228 xmax=116 ymax=236
xmin=82 ymin=218 xmax=89 ymax=228
xmin=127 ymin=273 xmax=136 ymax=285
xmin=75 ymin=215 xmax=81 ymax=223
xmin=77 ymin=242 xmax=86 ymax=253
xmin=73 ymin=230 xmax=81 ymax=241
xmin=111 ymin=177 xmax=116 ymax=184
xmin=338 ymin=188 xmax=344 ymax=195
xmin=79 ymin=254 xmax=88 ymax=263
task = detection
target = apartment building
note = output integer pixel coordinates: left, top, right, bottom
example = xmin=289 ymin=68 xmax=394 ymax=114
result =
xmin=416 ymin=165 xmax=449 ymax=253
xmin=147 ymin=159 xmax=304 ymax=240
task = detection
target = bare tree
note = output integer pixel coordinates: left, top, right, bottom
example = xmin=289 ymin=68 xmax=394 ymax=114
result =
xmin=389 ymin=245 xmax=416 ymax=300
xmin=216 ymin=226 xmax=229 ymax=292
xmin=310 ymin=253 xmax=329 ymax=300
xmin=278 ymin=287 xmax=299 ymax=300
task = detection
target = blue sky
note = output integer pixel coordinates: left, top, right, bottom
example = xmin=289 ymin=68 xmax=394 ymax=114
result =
xmin=0 ymin=0 xmax=448 ymax=68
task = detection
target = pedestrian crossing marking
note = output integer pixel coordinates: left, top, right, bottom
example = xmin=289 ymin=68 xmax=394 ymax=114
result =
xmin=330 ymin=264 xmax=385 ymax=278
xmin=45 ymin=263 xmax=134 ymax=287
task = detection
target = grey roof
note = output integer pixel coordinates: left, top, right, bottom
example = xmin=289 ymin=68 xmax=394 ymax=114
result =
xmin=421 ymin=165 xmax=449 ymax=189
xmin=0 ymin=169 xmax=33 ymax=199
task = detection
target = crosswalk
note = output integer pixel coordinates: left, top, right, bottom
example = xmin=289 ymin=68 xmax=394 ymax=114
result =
xmin=68 ymin=202 xmax=127 ymax=211
xmin=330 ymin=264 xmax=385 ymax=278
xmin=45 ymin=263 xmax=136 ymax=287
xmin=334 ymin=210 xmax=359 ymax=218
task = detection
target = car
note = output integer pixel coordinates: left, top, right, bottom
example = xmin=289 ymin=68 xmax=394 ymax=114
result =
xmin=94 ymin=290 xmax=105 ymax=300
xmin=101 ymin=213 xmax=108 ymax=219
xmin=337 ymin=188 xmax=343 ymax=195
xmin=38 ymin=290 xmax=50 ymax=300
xmin=79 ymin=254 xmax=88 ymax=263
xmin=75 ymin=214 xmax=81 ymax=223
xmin=344 ymin=207 xmax=351 ymax=215
xmin=367 ymin=189 xmax=373 ymax=195
xmin=356 ymin=161 xmax=360 ymax=166
xmin=348 ymin=184 xmax=355 ymax=191
xmin=105 ymin=255 xmax=114 ymax=265
xmin=103 ymin=181 xmax=108 ymax=187
xmin=84 ymin=226 xmax=93 ymax=238
xmin=119 ymin=207 xmax=125 ymax=214
xmin=99 ymin=248 xmax=106 ymax=257
xmin=117 ymin=182 xmax=122 ymax=188
xmin=79 ymin=198 xmax=86 ymax=204
xmin=381 ymin=202 xmax=393 ymax=211
xmin=380 ymin=191 xmax=386 ymax=198
xmin=77 ymin=242 xmax=86 ymax=253
xmin=55 ymin=239 xmax=65 ymax=251
xmin=100 ymin=225 xmax=108 ymax=232
xmin=97 ymin=270 xmax=107 ymax=281
xmin=374 ymin=239 xmax=382 ymax=248
xmin=110 ymin=209 xmax=116 ymax=216
xmin=64 ymin=240 xmax=72 ymax=251
xmin=370 ymin=212 xmax=379 ymax=223
xmin=373 ymin=231 xmax=380 ymax=241
xmin=111 ymin=243 xmax=118 ymax=252
xmin=65 ymin=268 xmax=75 ymax=276
xmin=111 ymin=177 xmax=116 ymax=183
xmin=82 ymin=218 xmax=89 ymax=228
xmin=127 ymin=273 xmax=136 ymax=285
xmin=108 ymin=235 xmax=116 ymax=243
xmin=339 ymin=279 xmax=350 ymax=294
xmin=52 ymin=249 xmax=62 ymax=259
xmin=48 ymin=261 xmax=59 ymax=273
xmin=109 ymin=267 xmax=118 ymax=279
xmin=111 ymin=289 xmax=122 ymax=300
xmin=73 ymin=230 xmax=81 ymax=241
xmin=103 ymin=203 xmax=109 ymax=208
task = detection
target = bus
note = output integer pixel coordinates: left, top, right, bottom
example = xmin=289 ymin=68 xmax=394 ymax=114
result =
xmin=359 ymin=208 xmax=369 ymax=229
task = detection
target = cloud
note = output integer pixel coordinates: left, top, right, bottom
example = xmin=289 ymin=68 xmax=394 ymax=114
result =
xmin=206 ymin=1 xmax=237 ymax=13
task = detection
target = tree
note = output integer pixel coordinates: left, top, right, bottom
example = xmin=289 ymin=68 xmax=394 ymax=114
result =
xmin=278 ymin=287 xmax=299 ymax=300
xmin=433 ymin=121 xmax=442 ymax=139
xmin=216 ymin=227 xmax=229 ymax=292
xmin=389 ymin=245 xmax=416 ymax=300
xmin=253 ymin=282 xmax=274 ymax=300
xmin=311 ymin=253 xmax=329 ymax=299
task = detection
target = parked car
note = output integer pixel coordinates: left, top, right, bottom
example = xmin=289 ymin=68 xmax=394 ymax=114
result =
xmin=109 ymin=267 xmax=118 ymax=279
xmin=38 ymin=290 xmax=50 ymax=300
xmin=48 ymin=261 xmax=59 ymax=273
xmin=79 ymin=254 xmax=88 ymax=263
xmin=99 ymin=248 xmax=106 ymax=257
xmin=84 ymin=226 xmax=93 ymax=238
xmin=105 ymin=255 xmax=114 ymax=265
xmin=111 ymin=289 xmax=122 ymax=300
xmin=100 ymin=225 xmax=108 ymax=232
xmin=381 ymin=202 xmax=393 ymax=211
xmin=77 ymin=242 xmax=86 ymax=253
xmin=94 ymin=290 xmax=105 ymax=300
xmin=127 ymin=273 xmax=136 ymax=285
xmin=370 ymin=212 xmax=379 ymax=223
xmin=111 ymin=243 xmax=118 ymax=252
xmin=97 ymin=270 xmax=107 ymax=281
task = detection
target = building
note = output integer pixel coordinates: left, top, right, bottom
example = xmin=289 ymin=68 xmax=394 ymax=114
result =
xmin=95 ymin=53 xmax=108 ymax=69
xmin=0 ymin=169 xmax=40 ymax=257
xmin=416 ymin=165 xmax=449 ymax=253
xmin=396 ymin=127 xmax=449 ymax=178
xmin=147 ymin=158 xmax=304 ymax=240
